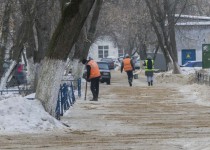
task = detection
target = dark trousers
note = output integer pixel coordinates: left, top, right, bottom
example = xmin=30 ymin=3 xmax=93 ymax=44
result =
xmin=90 ymin=77 xmax=100 ymax=99
xmin=126 ymin=71 xmax=133 ymax=83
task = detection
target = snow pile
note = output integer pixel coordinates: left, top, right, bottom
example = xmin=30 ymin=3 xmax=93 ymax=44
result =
xmin=155 ymin=71 xmax=196 ymax=85
xmin=180 ymin=67 xmax=199 ymax=75
xmin=180 ymin=84 xmax=210 ymax=106
xmin=180 ymin=67 xmax=208 ymax=75
xmin=0 ymin=93 xmax=20 ymax=101
xmin=0 ymin=95 xmax=65 ymax=134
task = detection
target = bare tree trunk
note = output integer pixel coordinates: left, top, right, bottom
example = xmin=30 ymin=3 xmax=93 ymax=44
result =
xmin=27 ymin=0 xmax=59 ymax=91
xmin=153 ymin=44 xmax=159 ymax=61
xmin=34 ymin=1 xmax=52 ymax=63
xmin=0 ymin=0 xmax=12 ymax=77
xmin=0 ymin=0 xmax=21 ymax=89
xmin=65 ymin=0 xmax=103 ymax=90
xmin=70 ymin=0 xmax=103 ymax=82
xmin=75 ymin=0 xmax=103 ymax=61
xmin=36 ymin=0 xmax=95 ymax=117
xmin=6 ymin=0 xmax=36 ymax=91
xmin=145 ymin=0 xmax=184 ymax=73
xmin=145 ymin=0 xmax=171 ymax=70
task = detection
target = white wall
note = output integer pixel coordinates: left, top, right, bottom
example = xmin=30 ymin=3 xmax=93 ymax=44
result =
xmin=88 ymin=38 xmax=118 ymax=61
xmin=176 ymin=25 xmax=210 ymax=65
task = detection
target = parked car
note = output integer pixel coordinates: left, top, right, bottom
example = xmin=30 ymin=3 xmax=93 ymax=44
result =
xmin=82 ymin=61 xmax=111 ymax=85
xmin=180 ymin=61 xmax=202 ymax=68
xmin=97 ymin=61 xmax=111 ymax=85
xmin=101 ymin=58 xmax=114 ymax=69
xmin=134 ymin=60 xmax=140 ymax=69
xmin=180 ymin=61 xmax=202 ymax=74
xmin=107 ymin=56 xmax=118 ymax=62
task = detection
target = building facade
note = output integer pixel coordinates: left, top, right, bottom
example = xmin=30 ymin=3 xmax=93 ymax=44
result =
xmin=175 ymin=15 xmax=210 ymax=65
xmin=88 ymin=37 xmax=122 ymax=61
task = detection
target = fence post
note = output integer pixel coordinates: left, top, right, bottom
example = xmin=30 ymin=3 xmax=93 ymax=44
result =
xmin=196 ymin=71 xmax=198 ymax=83
xmin=209 ymin=76 xmax=210 ymax=86
xmin=63 ymin=83 xmax=70 ymax=111
xmin=78 ymin=78 xmax=81 ymax=98
xmin=55 ymin=80 xmax=77 ymax=120
xmin=55 ymin=85 xmax=62 ymax=120
xmin=71 ymin=82 xmax=75 ymax=104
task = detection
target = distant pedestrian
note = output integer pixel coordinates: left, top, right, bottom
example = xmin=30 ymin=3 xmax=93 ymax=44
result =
xmin=82 ymin=58 xmax=101 ymax=101
xmin=143 ymin=55 xmax=154 ymax=86
xmin=16 ymin=62 xmax=26 ymax=85
xmin=121 ymin=54 xmax=135 ymax=86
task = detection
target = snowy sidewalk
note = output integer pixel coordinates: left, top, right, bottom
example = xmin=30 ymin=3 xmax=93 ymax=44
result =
xmin=60 ymin=71 xmax=210 ymax=149
xmin=1 ymin=70 xmax=210 ymax=150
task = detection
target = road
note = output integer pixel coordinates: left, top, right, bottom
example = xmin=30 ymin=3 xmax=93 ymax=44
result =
xmin=1 ymin=70 xmax=210 ymax=150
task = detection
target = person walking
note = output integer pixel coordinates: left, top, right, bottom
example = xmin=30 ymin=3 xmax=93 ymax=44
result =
xmin=121 ymin=54 xmax=135 ymax=87
xmin=82 ymin=58 xmax=101 ymax=101
xmin=143 ymin=55 xmax=154 ymax=86
xmin=16 ymin=62 xmax=26 ymax=85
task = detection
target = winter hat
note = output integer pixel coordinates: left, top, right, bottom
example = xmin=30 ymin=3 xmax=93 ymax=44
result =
xmin=82 ymin=59 xmax=87 ymax=64
xmin=125 ymin=54 xmax=129 ymax=58
xmin=147 ymin=55 xmax=152 ymax=59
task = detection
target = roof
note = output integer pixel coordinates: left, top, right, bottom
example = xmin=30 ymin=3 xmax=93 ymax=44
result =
xmin=175 ymin=14 xmax=210 ymax=20
xmin=175 ymin=14 xmax=210 ymax=26
xmin=176 ymin=21 xmax=210 ymax=26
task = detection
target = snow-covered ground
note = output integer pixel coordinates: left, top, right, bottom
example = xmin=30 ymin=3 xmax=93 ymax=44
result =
xmin=0 ymin=68 xmax=209 ymax=135
xmin=0 ymin=93 xmax=65 ymax=134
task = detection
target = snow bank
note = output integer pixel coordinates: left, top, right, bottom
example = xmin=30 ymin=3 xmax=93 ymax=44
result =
xmin=0 ymin=95 xmax=65 ymax=134
xmin=155 ymin=70 xmax=210 ymax=106
xmin=180 ymin=67 xmax=208 ymax=75
xmin=155 ymin=68 xmax=210 ymax=85
xmin=155 ymin=71 xmax=196 ymax=85
xmin=180 ymin=84 xmax=210 ymax=106
xmin=0 ymin=93 xmax=20 ymax=101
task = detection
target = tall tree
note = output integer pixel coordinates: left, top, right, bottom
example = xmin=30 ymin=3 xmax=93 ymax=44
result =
xmin=0 ymin=0 xmax=20 ymax=88
xmin=68 ymin=0 xmax=103 ymax=81
xmin=27 ymin=0 xmax=60 ymax=91
xmin=0 ymin=0 xmax=12 ymax=77
xmin=145 ymin=0 xmax=187 ymax=73
xmin=35 ymin=0 xmax=95 ymax=116
xmin=95 ymin=0 xmax=156 ymax=58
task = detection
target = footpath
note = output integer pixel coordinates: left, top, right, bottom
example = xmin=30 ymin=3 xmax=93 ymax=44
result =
xmin=1 ymin=70 xmax=210 ymax=150
xmin=61 ymin=70 xmax=210 ymax=150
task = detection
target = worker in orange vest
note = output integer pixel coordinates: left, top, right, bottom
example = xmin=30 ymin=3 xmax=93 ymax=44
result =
xmin=82 ymin=58 xmax=101 ymax=101
xmin=121 ymin=54 xmax=135 ymax=86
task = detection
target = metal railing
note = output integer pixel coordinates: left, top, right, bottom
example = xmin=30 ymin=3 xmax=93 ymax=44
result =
xmin=55 ymin=78 xmax=81 ymax=120
xmin=195 ymin=71 xmax=210 ymax=86
xmin=0 ymin=74 xmax=82 ymax=120
xmin=0 ymin=75 xmax=34 ymax=95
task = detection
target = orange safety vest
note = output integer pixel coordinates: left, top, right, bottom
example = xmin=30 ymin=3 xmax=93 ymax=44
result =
xmin=123 ymin=58 xmax=133 ymax=71
xmin=87 ymin=60 xmax=101 ymax=79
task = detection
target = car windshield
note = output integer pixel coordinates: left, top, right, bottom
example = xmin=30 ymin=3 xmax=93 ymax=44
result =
xmin=97 ymin=63 xmax=109 ymax=70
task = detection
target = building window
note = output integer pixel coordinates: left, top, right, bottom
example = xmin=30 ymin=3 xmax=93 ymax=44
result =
xmin=118 ymin=49 xmax=124 ymax=57
xmin=98 ymin=45 xmax=109 ymax=58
